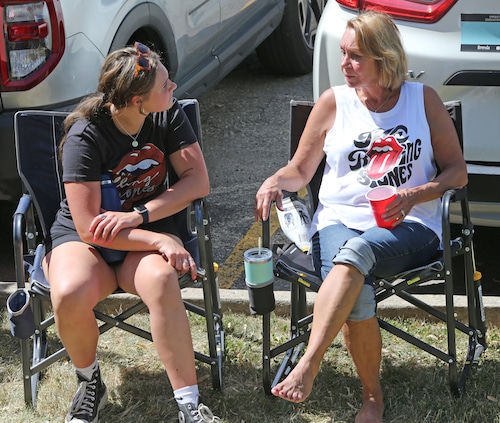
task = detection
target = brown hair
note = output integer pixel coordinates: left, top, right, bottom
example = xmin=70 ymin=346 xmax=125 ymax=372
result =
xmin=347 ymin=11 xmax=407 ymax=90
xmin=61 ymin=43 xmax=161 ymax=150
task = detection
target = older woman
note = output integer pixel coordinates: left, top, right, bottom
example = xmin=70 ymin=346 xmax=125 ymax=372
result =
xmin=255 ymin=11 xmax=466 ymax=423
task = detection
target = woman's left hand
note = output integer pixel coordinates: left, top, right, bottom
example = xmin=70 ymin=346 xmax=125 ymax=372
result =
xmin=382 ymin=190 xmax=411 ymax=227
xmin=155 ymin=234 xmax=198 ymax=280
xmin=89 ymin=210 xmax=142 ymax=243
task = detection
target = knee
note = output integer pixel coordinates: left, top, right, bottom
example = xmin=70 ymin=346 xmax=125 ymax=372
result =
xmin=153 ymin=264 xmax=179 ymax=288
xmin=333 ymin=237 xmax=376 ymax=276
xmin=51 ymin=278 xmax=98 ymax=315
xmin=138 ymin=265 xmax=181 ymax=304
xmin=347 ymin=285 xmax=377 ymax=321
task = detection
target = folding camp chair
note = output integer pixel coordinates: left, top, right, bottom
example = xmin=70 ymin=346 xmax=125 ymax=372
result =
xmin=259 ymin=100 xmax=487 ymax=397
xmin=10 ymin=99 xmax=224 ymax=407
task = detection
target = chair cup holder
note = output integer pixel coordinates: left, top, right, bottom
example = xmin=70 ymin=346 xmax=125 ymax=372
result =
xmin=246 ymin=281 xmax=275 ymax=315
xmin=244 ymin=247 xmax=275 ymax=315
xmin=7 ymin=288 xmax=35 ymax=339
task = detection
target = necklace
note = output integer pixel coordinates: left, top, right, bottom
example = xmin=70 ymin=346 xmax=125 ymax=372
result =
xmin=113 ymin=115 xmax=145 ymax=148
xmin=366 ymin=90 xmax=393 ymax=113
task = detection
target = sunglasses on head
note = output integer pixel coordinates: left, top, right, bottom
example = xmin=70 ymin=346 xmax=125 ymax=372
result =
xmin=134 ymin=42 xmax=152 ymax=78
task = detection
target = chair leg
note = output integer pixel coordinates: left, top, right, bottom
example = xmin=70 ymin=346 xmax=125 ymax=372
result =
xmin=454 ymin=233 xmax=487 ymax=395
xmin=262 ymin=312 xmax=272 ymax=395
xmin=444 ymin=267 xmax=460 ymax=395
xmin=30 ymin=330 xmax=48 ymax=406
xmin=201 ymin=274 xmax=224 ymax=391
xmin=194 ymin=199 xmax=224 ymax=391
xmin=212 ymin=314 xmax=224 ymax=391
xmin=262 ymin=281 xmax=312 ymax=395
xmin=21 ymin=337 xmax=34 ymax=407
xmin=440 ymin=198 xmax=487 ymax=396
xmin=22 ymin=293 xmax=49 ymax=407
xmin=465 ymin=242 xmax=487 ymax=347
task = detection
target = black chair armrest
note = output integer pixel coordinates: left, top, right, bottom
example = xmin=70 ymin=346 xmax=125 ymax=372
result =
xmin=30 ymin=245 xmax=51 ymax=297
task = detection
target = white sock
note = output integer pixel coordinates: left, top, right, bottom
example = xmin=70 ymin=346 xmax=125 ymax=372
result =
xmin=174 ymin=384 xmax=200 ymax=405
xmin=75 ymin=358 xmax=98 ymax=380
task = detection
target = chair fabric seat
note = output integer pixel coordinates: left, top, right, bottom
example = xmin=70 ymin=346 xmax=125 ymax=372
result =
xmin=273 ymin=241 xmax=450 ymax=294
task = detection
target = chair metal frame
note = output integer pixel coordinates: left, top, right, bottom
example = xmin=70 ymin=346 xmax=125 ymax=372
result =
xmin=260 ymin=100 xmax=487 ymax=397
xmin=12 ymin=99 xmax=224 ymax=407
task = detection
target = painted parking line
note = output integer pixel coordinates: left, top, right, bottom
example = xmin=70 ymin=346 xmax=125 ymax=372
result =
xmin=217 ymin=207 xmax=281 ymax=289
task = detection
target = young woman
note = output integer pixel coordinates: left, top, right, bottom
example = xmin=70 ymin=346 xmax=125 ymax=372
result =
xmin=255 ymin=12 xmax=467 ymax=423
xmin=43 ymin=42 xmax=219 ymax=423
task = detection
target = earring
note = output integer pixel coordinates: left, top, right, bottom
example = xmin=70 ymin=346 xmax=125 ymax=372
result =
xmin=140 ymin=105 xmax=148 ymax=116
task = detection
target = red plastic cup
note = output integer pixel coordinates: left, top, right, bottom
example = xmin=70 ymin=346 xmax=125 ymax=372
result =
xmin=366 ymin=186 xmax=397 ymax=229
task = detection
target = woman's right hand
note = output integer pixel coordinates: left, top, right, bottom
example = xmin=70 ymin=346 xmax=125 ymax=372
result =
xmin=255 ymin=175 xmax=284 ymax=222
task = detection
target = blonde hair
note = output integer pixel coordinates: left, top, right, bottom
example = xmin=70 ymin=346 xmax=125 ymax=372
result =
xmin=347 ymin=11 xmax=407 ymax=90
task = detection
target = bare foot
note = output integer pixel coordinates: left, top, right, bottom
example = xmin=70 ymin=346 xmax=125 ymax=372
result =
xmin=270 ymin=362 xmax=316 ymax=403
xmin=354 ymin=397 xmax=384 ymax=423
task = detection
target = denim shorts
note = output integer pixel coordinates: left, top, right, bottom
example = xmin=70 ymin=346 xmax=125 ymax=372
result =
xmin=312 ymin=222 xmax=440 ymax=321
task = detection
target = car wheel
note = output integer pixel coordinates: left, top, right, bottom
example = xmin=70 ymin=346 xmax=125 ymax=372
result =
xmin=257 ymin=0 xmax=327 ymax=75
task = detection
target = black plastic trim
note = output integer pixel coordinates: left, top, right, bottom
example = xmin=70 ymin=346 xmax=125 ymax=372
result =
xmin=444 ymin=70 xmax=500 ymax=87
xmin=467 ymin=172 xmax=500 ymax=202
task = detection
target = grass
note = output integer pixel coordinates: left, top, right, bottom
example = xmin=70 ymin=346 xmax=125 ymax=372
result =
xmin=1 ymin=307 xmax=499 ymax=423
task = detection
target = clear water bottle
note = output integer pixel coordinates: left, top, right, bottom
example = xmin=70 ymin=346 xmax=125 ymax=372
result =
xmin=276 ymin=195 xmax=312 ymax=252
xmin=99 ymin=174 xmax=127 ymax=264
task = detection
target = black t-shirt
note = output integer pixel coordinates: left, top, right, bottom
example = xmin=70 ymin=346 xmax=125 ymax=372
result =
xmin=52 ymin=99 xmax=197 ymax=238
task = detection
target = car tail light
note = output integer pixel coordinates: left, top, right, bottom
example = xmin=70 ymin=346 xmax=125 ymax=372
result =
xmin=0 ymin=0 xmax=65 ymax=91
xmin=336 ymin=0 xmax=458 ymax=23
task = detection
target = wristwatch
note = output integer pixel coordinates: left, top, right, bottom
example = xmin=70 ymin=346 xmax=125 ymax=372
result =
xmin=133 ymin=204 xmax=149 ymax=225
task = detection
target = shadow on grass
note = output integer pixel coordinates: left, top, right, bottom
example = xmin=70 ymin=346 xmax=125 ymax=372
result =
xmin=94 ymin=341 xmax=363 ymax=423
xmin=2 ymin=309 xmax=499 ymax=423
xmin=380 ymin=356 xmax=500 ymax=423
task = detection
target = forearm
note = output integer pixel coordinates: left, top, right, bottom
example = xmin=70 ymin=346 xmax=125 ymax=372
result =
xmin=255 ymin=162 xmax=311 ymax=222
xmin=81 ymin=225 xmax=165 ymax=252
xmin=405 ymin=165 xmax=468 ymax=207
xmin=273 ymin=162 xmax=311 ymax=193
xmin=139 ymin=172 xmax=209 ymax=224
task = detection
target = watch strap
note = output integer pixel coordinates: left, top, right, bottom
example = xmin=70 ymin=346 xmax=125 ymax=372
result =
xmin=133 ymin=204 xmax=149 ymax=225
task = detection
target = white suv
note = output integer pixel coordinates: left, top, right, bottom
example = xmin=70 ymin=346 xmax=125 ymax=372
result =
xmin=0 ymin=0 xmax=327 ymax=202
xmin=313 ymin=0 xmax=500 ymax=227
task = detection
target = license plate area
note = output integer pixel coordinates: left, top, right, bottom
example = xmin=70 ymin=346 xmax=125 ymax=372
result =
xmin=461 ymin=14 xmax=500 ymax=52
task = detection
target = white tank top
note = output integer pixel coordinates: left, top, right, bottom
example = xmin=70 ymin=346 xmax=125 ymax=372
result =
xmin=310 ymin=81 xmax=442 ymax=240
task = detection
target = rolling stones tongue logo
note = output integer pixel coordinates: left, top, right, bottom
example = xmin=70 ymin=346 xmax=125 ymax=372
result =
xmin=366 ymin=135 xmax=403 ymax=180
xmin=113 ymin=143 xmax=166 ymax=209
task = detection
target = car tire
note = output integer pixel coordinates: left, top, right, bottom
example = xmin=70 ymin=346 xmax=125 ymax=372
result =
xmin=257 ymin=0 xmax=327 ymax=76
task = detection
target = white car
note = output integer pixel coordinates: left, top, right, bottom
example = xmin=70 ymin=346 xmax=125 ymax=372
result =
xmin=0 ymin=0 xmax=327 ymax=202
xmin=313 ymin=0 xmax=500 ymax=227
